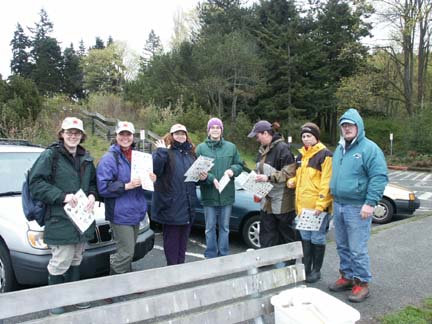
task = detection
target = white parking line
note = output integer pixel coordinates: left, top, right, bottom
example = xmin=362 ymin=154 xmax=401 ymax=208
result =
xmin=400 ymin=173 xmax=414 ymax=180
xmin=422 ymin=174 xmax=432 ymax=182
xmin=153 ymin=245 xmax=205 ymax=259
xmin=418 ymin=192 xmax=432 ymax=200
xmin=413 ymin=173 xmax=425 ymax=180
xmin=188 ymin=237 xmax=207 ymax=249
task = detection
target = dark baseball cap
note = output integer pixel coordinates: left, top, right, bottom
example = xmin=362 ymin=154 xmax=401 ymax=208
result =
xmin=247 ymin=120 xmax=272 ymax=138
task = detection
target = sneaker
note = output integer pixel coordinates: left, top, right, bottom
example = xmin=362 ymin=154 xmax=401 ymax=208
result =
xmin=328 ymin=277 xmax=354 ymax=292
xmin=348 ymin=282 xmax=370 ymax=303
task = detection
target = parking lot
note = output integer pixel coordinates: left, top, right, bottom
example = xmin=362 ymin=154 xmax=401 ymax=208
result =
xmin=134 ymin=169 xmax=432 ymax=271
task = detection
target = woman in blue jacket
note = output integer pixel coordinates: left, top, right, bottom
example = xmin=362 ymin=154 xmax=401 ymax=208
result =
xmin=97 ymin=121 xmax=155 ymax=274
xmin=152 ymin=124 xmax=200 ymax=265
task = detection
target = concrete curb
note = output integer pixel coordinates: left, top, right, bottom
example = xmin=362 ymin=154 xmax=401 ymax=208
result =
xmin=388 ymin=165 xmax=432 ymax=172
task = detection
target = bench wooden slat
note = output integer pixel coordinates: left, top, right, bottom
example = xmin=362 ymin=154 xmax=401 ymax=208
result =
xmin=0 ymin=242 xmax=303 ymax=320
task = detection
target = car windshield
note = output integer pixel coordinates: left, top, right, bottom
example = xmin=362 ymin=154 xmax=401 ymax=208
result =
xmin=0 ymin=152 xmax=41 ymax=193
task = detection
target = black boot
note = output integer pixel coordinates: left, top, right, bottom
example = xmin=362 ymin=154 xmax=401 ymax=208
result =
xmin=66 ymin=266 xmax=90 ymax=309
xmin=302 ymin=240 xmax=313 ymax=277
xmin=306 ymin=244 xmax=326 ymax=283
xmin=48 ymin=274 xmax=65 ymax=315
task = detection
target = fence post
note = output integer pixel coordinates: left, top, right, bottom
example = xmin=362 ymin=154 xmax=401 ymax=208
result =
xmin=92 ymin=118 xmax=96 ymax=135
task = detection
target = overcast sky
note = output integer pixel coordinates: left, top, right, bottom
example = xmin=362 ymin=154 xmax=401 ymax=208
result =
xmin=0 ymin=0 xmax=201 ymax=78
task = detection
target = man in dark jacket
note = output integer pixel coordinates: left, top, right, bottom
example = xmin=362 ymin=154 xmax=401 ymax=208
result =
xmin=29 ymin=117 xmax=97 ymax=314
xmin=196 ymin=118 xmax=243 ymax=258
xmin=248 ymin=120 xmax=298 ymax=249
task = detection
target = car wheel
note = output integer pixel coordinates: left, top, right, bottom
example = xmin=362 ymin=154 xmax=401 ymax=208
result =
xmin=0 ymin=242 xmax=16 ymax=293
xmin=242 ymin=214 xmax=261 ymax=249
xmin=373 ymin=198 xmax=394 ymax=224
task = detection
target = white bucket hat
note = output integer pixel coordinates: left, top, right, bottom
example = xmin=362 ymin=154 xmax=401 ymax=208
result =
xmin=61 ymin=117 xmax=85 ymax=133
xmin=116 ymin=121 xmax=135 ymax=134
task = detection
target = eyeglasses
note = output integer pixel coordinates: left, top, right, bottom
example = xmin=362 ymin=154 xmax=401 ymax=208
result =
xmin=341 ymin=123 xmax=356 ymax=129
xmin=64 ymin=130 xmax=83 ymax=136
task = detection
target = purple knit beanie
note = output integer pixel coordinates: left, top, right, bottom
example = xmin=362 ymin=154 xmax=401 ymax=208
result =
xmin=207 ymin=117 xmax=224 ymax=133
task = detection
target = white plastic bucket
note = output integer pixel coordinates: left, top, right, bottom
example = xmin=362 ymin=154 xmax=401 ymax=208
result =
xmin=271 ymin=286 xmax=360 ymax=324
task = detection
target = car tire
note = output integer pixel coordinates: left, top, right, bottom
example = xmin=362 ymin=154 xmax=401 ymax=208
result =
xmin=373 ymin=198 xmax=394 ymax=224
xmin=0 ymin=241 xmax=16 ymax=293
xmin=242 ymin=214 xmax=261 ymax=249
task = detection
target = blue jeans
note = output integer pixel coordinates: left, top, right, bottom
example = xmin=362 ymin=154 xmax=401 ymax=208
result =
xmin=203 ymin=205 xmax=232 ymax=258
xmin=333 ymin=202 xmax=372 ymax=283
xmin=299 ymin=213 xmax=331 ymax=245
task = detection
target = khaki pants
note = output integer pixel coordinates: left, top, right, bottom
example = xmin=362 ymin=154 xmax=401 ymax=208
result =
xmin=47 ymin=243 xmax=86 ymax=276
xmin=110 ymin=223 xmax=139 ymax=274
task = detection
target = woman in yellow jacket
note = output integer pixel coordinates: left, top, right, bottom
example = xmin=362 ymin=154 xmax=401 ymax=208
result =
xmin=288 ymin=122 xmax=333 ymax=283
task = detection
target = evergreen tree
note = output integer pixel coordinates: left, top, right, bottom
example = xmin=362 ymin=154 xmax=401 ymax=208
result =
xmin=107 ymin=35 xmax=114 ymax=46
xmin=29 ymin=9 xmax=63 ymax=95
xmin=10 ymin=23 xmax=32 ymax=77
xmin=5 ymin=75 xmax=43 ymax=120
xmin=93 ymin=37 xmax=105 ymax=49
xmin=78 ymin=39 xmax=86 ymax=57
xmin=252 ymin=0 xmax=305 ymax=123
xmin=141 ymin=30 xmax=163 ymax=69
xmin=63 ymin=43 xmax=84 ymax=99
xmin=309 ymin=0 xmax=372 ymax=142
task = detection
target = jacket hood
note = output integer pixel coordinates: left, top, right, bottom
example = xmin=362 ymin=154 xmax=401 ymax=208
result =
xmin=339 ymin=108 xmax=365 ymax=142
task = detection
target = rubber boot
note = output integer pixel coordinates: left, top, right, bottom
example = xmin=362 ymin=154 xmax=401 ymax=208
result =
xmin=306 ymin=244 xmax=325 ymax=283
xmin=67 ymin=266 xmax=91 ymax=309
xmin=302 ymin=240 xmax=313 ymax=278
xmin=48 ymin=274 xmax=65 ymax=315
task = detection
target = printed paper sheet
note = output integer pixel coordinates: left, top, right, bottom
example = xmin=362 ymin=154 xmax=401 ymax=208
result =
xmin=64 ymin=189 xmax=95 ymax=234
xmin=295 ymin=208 xmax=327 ymax=231
xmin=218 ymin=174 xmax=231 ymax=193
xmin=236 ymin=170 xmax=273 ymax=198
xmin=131 ymin=151 xmax=154 ymax=191
xmin=184 ymin=156 xmax=214 ymax=182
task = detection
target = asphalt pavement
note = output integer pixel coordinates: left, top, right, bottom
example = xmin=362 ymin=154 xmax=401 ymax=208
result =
xmin=307 ymin=213 xmax=432 ymax=324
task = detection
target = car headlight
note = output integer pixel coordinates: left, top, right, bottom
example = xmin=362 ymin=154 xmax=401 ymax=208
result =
xmin=139 ymin=213 xmax=150 ymax=232
xmin=27 ymin=230 xmax=49 ymax=250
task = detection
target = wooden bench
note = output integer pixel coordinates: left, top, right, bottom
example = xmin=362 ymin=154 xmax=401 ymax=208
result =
xmin=0 ymin=242 xmax=304 ymax=323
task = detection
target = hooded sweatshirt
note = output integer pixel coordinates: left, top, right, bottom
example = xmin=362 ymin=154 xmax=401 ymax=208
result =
xmin=329 ymin=108 xmax=388 ymax=207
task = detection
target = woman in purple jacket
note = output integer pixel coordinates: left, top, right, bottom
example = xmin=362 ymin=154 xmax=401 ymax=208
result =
xmin=97 ymin=121 xmax=155 ymax=274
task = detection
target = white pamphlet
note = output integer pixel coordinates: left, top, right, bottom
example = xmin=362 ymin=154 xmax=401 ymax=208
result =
xmin=131 ymin=151 xmax=154 ymax=191
xmin=218 ymin=174 xmax=231 ymax=193
xmin=236 ymin=170 xmax=273 ymax=198
xmin=184 ymin=156 xmax=214 ymax=182
xmin=295 ymin=208 xmax=327 ymax=231
xmin=63 ymin=189 xmax=95 ymax=234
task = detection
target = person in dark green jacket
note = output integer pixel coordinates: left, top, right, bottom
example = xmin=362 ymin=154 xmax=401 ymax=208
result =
xmin=196 ymin=117 xmax=243 ymax=258
xmin=29 ymin=117 xmax=97 ymax=314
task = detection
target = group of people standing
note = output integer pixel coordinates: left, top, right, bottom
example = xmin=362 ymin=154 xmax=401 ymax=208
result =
xmin=28 ymin=107 xmax=387 ymax=315
xmin=242 ymin=108 xmax=387 ymax=304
